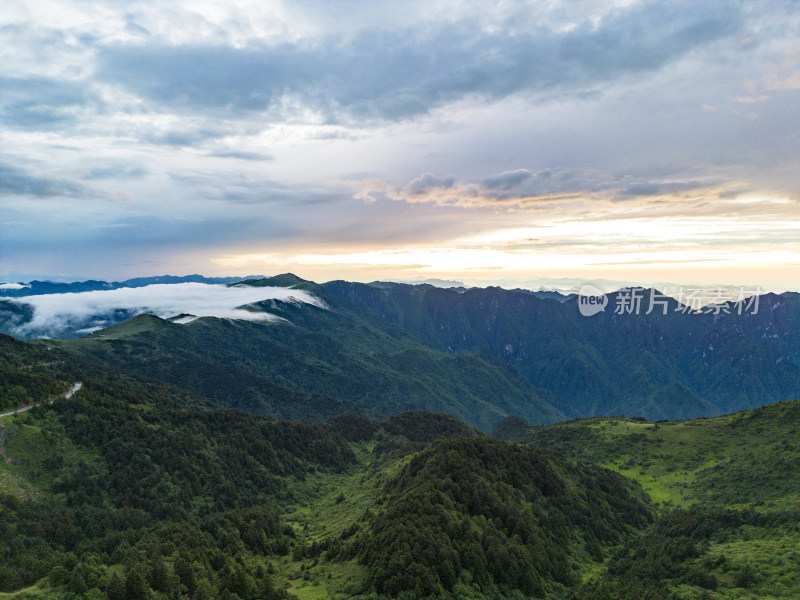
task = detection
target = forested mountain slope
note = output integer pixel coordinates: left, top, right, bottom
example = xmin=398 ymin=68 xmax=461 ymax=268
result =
xmin=1 ymin=346 xmax=648 ymax=599
xmin=57 ymin=304 xmax=564 ymax=430
xmin=4 ymin=273 xmax=799 ymax=423
xmin=2 ymin=334 xmax=800 ymax=598
xmin=320 ymin=279 xmax=800 ymax=419
xmin=498 ymin=401 xmax=800 ymax=599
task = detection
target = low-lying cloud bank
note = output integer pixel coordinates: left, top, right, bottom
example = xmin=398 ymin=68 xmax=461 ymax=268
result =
xmin=7 ymin=283 xmax=325 ymax=338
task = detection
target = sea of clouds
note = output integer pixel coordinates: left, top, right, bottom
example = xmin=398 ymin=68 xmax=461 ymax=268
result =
xmin=6 ymin=283 xmax=326 ymax=338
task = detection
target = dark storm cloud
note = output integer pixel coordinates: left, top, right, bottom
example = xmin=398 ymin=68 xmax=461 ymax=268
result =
xmin=167 ymin=171 xmax=343 ymax=206
xmin=483 ymin=170 xmax=533 ymax=190
xmin=0 ymin=76 xmax=96 ymax=129
xmin=83 ymin=165 xmax=148 ymax=180
xmin=0 ymin=162 xmax=94 ymax=198
xmin=95 ymin=1 xmax=743 ymax=122
xmin=622 ymin=181 xmax=717 ymax=197
xmin=377 ymin=168 xmax=724 ymax=207
xmin=408 ymin=173 xmax=457 ymax=195
xmin=209 ymin=151 xmax=274 ymax=161
xmin=142 ymin=128 xmax=227 ymax=147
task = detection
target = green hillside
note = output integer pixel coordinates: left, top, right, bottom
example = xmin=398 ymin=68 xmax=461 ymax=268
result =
xmin=343 ymin=438 xmax=652 ymax=598
xmin=514 ymin=402 xmax=800 ymax=599
xmin=0 ymin=344 xmax=648 ymax=599
xmin=1 ymin=377 xmax=343 ymax=598
xmin=0 ymin=334 xmax=71 ymax=412
xmin=57 ymin=305 xmax=564 ymax=430
xmin=518 ymin=400 xmax=800 ymax=509
xmin=2 ymin=332 xmax=800 ymax=599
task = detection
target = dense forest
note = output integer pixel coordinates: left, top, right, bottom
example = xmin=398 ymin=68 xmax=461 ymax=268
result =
xmin=1 ymin=329 xmax=799 ymax=598
xmin=57 ymin=308 xmax=564 ymax=431
xmin=344 ymin=438 xmax=652 ymax=597
xmin=0 ymin=334 xmax=71 ymax=412
xmin=1 ymin=371 xmax=354 ymax=598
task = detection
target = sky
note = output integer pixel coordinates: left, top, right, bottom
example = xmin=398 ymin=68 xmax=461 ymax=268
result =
xmin=1 ymin=0 xmax=799 ymax=291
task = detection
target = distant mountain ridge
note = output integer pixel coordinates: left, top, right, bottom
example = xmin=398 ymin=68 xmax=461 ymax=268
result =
xmin=318 ymin=278 xmax=800 ymax=419
xmin=0 ymin=274 xmax=267 ymax=297
xmin=3 ymin=273 xmax=799 ymax=424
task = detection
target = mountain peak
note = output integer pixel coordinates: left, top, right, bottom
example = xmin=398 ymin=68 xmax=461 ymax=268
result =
xmin=232 ymin=273 xmax=313 ymax=289
xmin=85 ymin=313 xmax=170 ymax=338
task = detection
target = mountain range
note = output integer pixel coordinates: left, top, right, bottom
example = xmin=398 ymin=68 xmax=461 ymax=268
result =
xmin=2 ymin=273 xmax=798 ymax=426
xmin=0 ymin=275 xmax=267 ymax=298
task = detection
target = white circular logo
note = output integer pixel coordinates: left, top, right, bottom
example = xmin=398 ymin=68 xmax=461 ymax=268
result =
xmin=577 ymin=283 xmax=608 ymax=316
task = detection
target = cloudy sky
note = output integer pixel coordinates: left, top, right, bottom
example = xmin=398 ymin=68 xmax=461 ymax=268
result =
xmin=2 ymin=0 xmax=799 ymax=290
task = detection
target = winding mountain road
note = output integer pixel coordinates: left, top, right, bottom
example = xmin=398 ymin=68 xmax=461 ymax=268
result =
xmin=0 ymin=381 xmax=82 ymax=419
